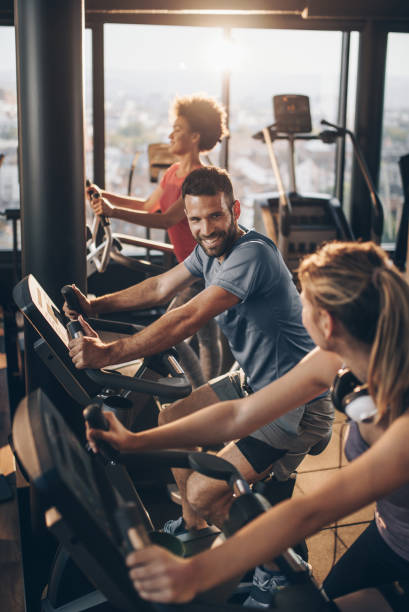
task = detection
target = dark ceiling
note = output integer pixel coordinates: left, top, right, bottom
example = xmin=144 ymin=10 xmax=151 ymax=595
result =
xmin=1 ymin=1 xmax=409 ymax=26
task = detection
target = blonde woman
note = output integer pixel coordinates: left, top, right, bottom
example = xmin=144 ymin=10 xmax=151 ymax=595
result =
xmin=88 ymin=241 xmax=409 ymax=611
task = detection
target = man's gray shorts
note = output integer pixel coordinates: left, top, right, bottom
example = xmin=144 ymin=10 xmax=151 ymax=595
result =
xmin=209 ymin=370 xmax=334 ymax=481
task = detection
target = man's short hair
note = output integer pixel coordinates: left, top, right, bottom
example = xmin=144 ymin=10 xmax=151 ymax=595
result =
xmin=182 ymin=167 xmax=235 ymax=207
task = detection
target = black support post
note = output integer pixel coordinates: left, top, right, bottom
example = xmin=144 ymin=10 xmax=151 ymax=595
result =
xmin=11 ymin=0 xmax=89 ymax=587
xmin=350 ymin=21 xmax=387 ymax=240
xmin=14 ymin=0 xmax=87 ymax=406
xmin=92 ymin=22 xmax=105 ymax=187
xmin=15 ymin=0 xmax=87 ymax=301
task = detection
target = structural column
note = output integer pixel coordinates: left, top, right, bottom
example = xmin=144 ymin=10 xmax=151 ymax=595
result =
xmin=13 ymin=6 xmax=87 ymax=610
xmin=15 ymin=0 xmax=87 ymax=301
xmin=350 ymin=21 xmax=387 ymax=240
xmin=15 ymin=0 xmax=87 ymax=399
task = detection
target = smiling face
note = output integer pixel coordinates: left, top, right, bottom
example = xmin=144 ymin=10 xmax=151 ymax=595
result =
xmin=168 ymin=115 xmax=199 ymax=155
xmin=185 ymin=192 xmax=241 ymax=260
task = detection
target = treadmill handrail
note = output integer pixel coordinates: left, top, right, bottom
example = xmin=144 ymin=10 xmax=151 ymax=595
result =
xmin=321 ymin=119 xmax=384 ymax=242
xmin=262 ymin=126 xmax=292 ymax=257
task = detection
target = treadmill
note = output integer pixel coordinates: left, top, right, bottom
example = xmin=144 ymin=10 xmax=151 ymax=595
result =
xmin=253 ymin=94 xmax=383 ymax=278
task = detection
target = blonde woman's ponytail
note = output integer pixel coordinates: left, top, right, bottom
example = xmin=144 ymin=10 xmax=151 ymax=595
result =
xmin=368 ymin=267 xmax=409 ymax=422
xmin=299 ymin=241 xmax=409 ymax=423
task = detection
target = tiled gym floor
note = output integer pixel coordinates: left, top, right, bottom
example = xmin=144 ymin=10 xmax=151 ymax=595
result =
xmin=298 ymin=413 xmax=375 ymax=584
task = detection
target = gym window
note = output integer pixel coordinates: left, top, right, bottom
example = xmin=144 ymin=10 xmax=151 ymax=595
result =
xmin=379 ymin=32 xmax=409 ymax=245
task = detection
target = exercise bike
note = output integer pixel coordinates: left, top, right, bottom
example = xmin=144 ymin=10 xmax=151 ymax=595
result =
xmin=86 ymin=185 xmax=175 ymax=281
xmin=11 ymin=389 xmax=334 ymax=612
xmin=86 ymin=140 xmax=179 ymax=283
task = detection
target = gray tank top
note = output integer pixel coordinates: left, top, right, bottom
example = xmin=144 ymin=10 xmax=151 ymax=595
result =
xmin=345 ymin=421 xmax=409 ymax=561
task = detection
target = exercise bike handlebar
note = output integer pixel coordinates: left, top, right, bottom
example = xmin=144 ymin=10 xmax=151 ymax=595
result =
xmin=83 ymin=402 xmax=120 ymax=463
xmin=65 ymin=317 xmax=191 ymax=399
xmin=83 ymin=405 xmax=249 ymax=486
xmin=115 ymin=442 xmax=316 ymax=582
xmin=61 ymin=285 xmax=147 ymax=337
xmin=61 ymin=284 xmax=83 ymax=314
xmin=85 ymin=180 xmax=112 ymax=274
xmin=86 ymin=180 xmax=110 ymax=228
xmin=118 ymin=445 xmax=322 ymax=604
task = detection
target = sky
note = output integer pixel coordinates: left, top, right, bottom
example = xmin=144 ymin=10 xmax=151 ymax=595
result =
xmin=1 ymin=25 xmax=409 ymax=113
xmin=1 ymin=24 xmax=408 ymax=78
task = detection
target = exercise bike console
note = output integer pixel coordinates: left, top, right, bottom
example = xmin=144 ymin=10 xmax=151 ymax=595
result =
xmin=13 ymin=274 xmax=192 ymax=405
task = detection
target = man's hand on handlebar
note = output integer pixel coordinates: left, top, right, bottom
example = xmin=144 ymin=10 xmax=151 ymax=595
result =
xmin=126 ymin=546 xmax=199 ymax=604
xmin=62 ymin=285 xmax=94 ymax=319
xmin=85 ymin=410 xmax=135 ymax=453
xmin=90 ymin=195 xmax=115 ymax=218
xmin=68 ymin=316 xmax=113 ymax=369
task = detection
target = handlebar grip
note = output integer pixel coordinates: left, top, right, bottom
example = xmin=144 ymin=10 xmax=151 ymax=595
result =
xmin=114 ymin=502 xmax=152 ymax=553
xmin=66 ymin=320 xmax=83 ymax=339
xmin=83 ymin=403 xmax=109 ymax=431
xmin=83 ymin=403 xmax=119 ymax=462
xmin=90 ymin=191 xmax=110 ymax=227
xmin=61 ymin=285 xmax=83 ymax=314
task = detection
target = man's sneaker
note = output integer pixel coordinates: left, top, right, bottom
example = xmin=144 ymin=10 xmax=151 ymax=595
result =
xmin=243 ymin=565 xmax=290 ymax=608
xmin=162 ymin=516 xmax=187 ymax=535
xmin=243 ymin=555 xmax=312 ymax=608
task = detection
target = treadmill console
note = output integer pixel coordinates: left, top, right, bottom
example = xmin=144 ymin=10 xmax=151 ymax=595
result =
xmin=273 ymin=94 xmax=312 ymax=134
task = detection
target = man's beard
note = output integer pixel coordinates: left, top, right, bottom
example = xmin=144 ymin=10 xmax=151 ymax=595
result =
xmin=196 ymin=224 xmax=237 ymax=258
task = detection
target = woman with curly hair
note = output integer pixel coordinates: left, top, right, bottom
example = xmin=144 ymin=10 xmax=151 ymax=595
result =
xmin=86 ymin=95 xmax=228 ymax=386
xmin=89 ymin=94 xmax=228 ymax=263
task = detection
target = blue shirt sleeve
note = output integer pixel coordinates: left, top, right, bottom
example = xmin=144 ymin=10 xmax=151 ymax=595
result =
xmin=183 ymin=245 xmax=204 ymax=278
xmin=213 ymin=241 xmax=281 ymax=301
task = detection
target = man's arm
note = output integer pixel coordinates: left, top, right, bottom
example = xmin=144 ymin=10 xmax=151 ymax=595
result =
xmin=69 ymin=284 xmax=240 ymax=369
xmin=87 ymin=347 xmax=342 ymax=452
xmin=63 ymin=262 xmax=193 ymax=319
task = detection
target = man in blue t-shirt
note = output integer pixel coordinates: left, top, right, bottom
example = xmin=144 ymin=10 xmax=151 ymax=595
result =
xmin=67 ymin=166 xmax=333 ymax=532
